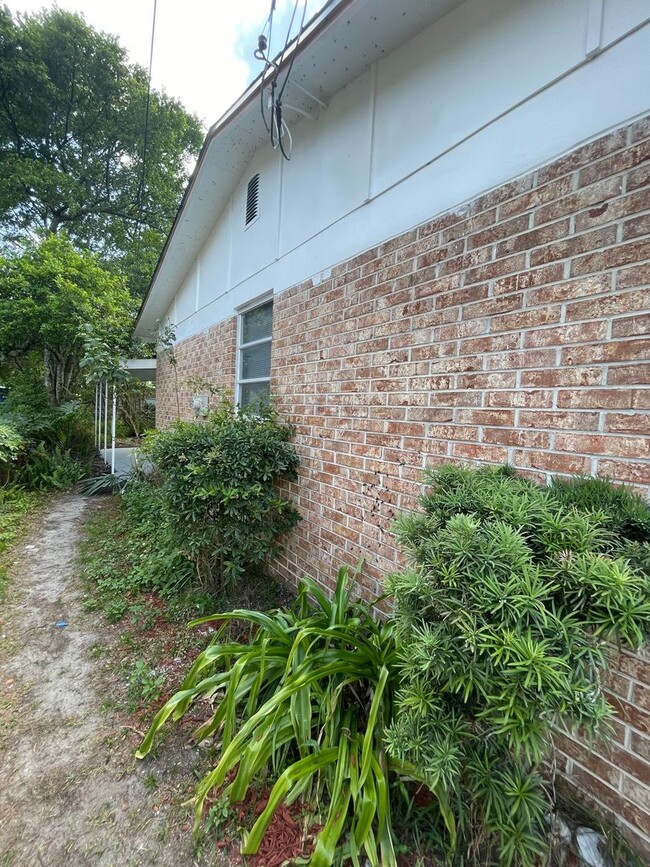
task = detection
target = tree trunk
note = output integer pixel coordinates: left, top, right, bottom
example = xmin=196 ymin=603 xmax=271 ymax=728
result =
xmin=44 ymin=347 xmax=79 ymax=405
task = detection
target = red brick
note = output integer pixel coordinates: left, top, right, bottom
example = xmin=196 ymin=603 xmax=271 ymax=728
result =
xmin=571 ymin=239 xmax=650 ymax=277
xmin=442 ymin=207 xmax=497 ymax=243
xmin=482 ymin=428 xmax=551 ymax=448
xmin=486 ymin=389 xmax=554 ymax=408
xmin=597 ymin=459 xmax=650 ymax=485
xmin=534 ymin=176 xmax=623 ymax=225
xmin=463 ymin=253 xmax=527 ymax=286
xmin=578 ymin=141 xmax=650 ymax=187
xmin=451 ymin=442 xmax=509 ymax=463
xmin=536 ymin=127 xmax=628 ymax=184
xmin=574 ymin=189 xmax=650 ymax=232
xmin=623 ymin=213 xmax=650 ymax=241
xmin=519 ymin=410 xmax=600 ymax=431
xmin=523 ymin=321 xmax=607 ymax=348
xmin=531 ymin=226 xmax=617 ymax=267
xmin=626 ymin=163 xmax=650 ymax=192
xmin=513 ymin=449 xmax=592 ymax=475
xmin=561 ymin=339 xmax=649 ymax=366
xmin=486 ymin=348 xmax=558 ymax=370
xmin=467 ymin=213 xmax=529 ymax=250
xmin=608 ymin=364 xmax=650 ymax=385
xmin=611 ymin=313 xmax=650 ymax=338
xmin=605 ymin=413 xmax=650 ymax=435
xmin=525 ymin=274 xmax=612 ymax=306
xmin=631 ymin=116 xmax=650 ymax=144
xmin=557 ymin=389 xmax=633 ymax=409
xmin=498 ymin=176 xmax=574 ymax=219
xmin=616 ymin=262 xmax=650 ymax=289
xmin=496 ymin=218 xmax=570 ymax=257
xmin=554 ymin=433 xmax=649 ymax=459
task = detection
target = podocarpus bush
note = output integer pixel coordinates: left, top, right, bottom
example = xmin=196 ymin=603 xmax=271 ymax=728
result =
xmin=141 ymin=398 xmax=300 ymax=592
xmin=386 ymin=465 xmax=650 ymax=866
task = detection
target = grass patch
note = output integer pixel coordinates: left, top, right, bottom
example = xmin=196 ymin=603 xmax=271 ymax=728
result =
xmin=0 ymin=487 xmax=44 ymax=599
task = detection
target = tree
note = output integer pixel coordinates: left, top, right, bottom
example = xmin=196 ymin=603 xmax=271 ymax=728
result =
xmin=0 ymin=235 xmax=136 ymax=404
xmin=0 ymin=7 xmax=203 ymax=295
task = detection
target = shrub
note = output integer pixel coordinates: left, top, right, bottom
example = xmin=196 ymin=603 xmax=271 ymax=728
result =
xmin=386 ymin=465 xmax=650 ymax=866
xmin=141 ymin=398 xmax=300 ymax=592
xmin=137 ymin=566 xmax=406 ymax=866
xmin=0 ymin=402 xmax=94 ymax=488
xmin=16 ymin=442 xmax=85 ymax=490
xmin=0 ymin=421 xmax=24 ymax=483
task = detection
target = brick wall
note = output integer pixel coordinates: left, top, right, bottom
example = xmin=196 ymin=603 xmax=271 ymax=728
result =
xmin=155 ymin=114 xmax=650 ymax=854
xmin=155 ymin=316 xmax=236 ymax=428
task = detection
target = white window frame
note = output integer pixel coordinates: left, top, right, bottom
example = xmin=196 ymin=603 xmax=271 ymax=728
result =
xmin=236 ymin=292 xmax=273 ymax=407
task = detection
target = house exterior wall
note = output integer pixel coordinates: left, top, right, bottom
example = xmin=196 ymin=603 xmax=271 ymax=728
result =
xmin=162 ymin=0 xmax=650 ymax=344
xmin=155 ymin=114 xmax=650 ymax=857
xmin=155 ymin=316 xmax=236 ymax=429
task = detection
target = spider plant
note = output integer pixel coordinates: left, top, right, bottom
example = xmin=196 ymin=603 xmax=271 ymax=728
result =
xmin=137 ymin=565 xmax=414 ymax=866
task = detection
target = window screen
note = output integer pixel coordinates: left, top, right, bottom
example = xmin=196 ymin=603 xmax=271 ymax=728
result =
xmin=238 ymin=299 xmax=272 ymax=407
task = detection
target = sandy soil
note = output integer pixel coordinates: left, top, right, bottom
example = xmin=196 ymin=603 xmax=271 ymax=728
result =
xmin=0 ymin=494 xmax=207 ymax=867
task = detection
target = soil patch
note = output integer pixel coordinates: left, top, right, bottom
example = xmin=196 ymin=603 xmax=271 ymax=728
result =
xmin=0 ymin=494 xmax=209 ymax=866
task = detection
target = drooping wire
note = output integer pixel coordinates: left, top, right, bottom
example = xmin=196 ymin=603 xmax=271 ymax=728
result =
xmin=254 ymin=0 xmax=307 ymax=161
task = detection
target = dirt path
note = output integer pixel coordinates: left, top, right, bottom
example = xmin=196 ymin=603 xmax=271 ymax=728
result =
xmin=0 ymin=494 xmax=204 ymax=867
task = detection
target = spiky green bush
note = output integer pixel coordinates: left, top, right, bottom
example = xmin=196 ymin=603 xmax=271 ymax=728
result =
xmin=386 ymin=465 xmax=650 ymax=866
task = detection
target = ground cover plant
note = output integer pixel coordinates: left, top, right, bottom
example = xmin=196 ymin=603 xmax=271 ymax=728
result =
xmin=77 ymin=491 xmax=294 ymax=863
xmin=387 ymin=465 xmax=650 ymax=866
xmin=0 ymin=486 xmax=43 ymax=597
xmin=140 ymin=397 xmax=300 ymax=593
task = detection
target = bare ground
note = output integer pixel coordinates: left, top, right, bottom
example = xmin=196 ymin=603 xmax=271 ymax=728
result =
xmin=0 ymin=494 xmax=209 ymax=867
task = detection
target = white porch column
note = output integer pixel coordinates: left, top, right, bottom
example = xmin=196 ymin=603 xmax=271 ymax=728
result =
xmin=111 ymin=383 xmax=117 ymax=474
xmin=104 ymin=380 xmax=109 ymax=452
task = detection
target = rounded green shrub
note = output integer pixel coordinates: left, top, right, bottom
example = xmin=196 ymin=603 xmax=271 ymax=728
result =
xmin=141 ymin=398 xmax=300 ymax=592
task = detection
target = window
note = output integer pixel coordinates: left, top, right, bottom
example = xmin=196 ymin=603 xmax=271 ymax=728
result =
xmin=245 ymin=173 xmax=260 ymax=227
xmin=237 ymin=298 xmax=273 ymax=407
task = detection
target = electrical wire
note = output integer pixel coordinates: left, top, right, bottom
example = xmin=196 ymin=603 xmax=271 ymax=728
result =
xmin=254 ymin=0 xmax=307 ymax=161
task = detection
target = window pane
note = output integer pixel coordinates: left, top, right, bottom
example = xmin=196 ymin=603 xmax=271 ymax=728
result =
xmin=242 ymin=301 xmax=273 ymax=344
xmin=241 ymin=340 xmax=271 ymax=380
xmin=240 ymin=380 xmax=270 ymax=408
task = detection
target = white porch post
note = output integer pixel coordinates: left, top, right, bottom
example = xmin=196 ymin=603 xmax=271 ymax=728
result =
xmin=103 ymin=380 xmax=109 ymax=452
xmin=94 ymin=382 xmax=99 ymax=448
xmin=111 ymin=383 xmax=117 ymax=474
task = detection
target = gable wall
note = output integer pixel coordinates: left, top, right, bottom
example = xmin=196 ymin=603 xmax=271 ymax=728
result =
xmin=162 ymin=0 xmax=650 ymax=342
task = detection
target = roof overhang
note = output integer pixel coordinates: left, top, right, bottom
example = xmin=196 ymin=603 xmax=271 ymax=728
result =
xmin=134 ymin=0 xmax=464 ymax=338
xmin=122 ymin=358 xmax=157 ymax=382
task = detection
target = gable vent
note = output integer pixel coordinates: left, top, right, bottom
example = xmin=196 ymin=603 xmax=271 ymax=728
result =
xmin=245 ymin=173 xmax=260 ymax=226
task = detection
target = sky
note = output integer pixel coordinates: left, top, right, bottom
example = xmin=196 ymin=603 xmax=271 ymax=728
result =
xmin=4 ymin=0 xmax=326 ymax=129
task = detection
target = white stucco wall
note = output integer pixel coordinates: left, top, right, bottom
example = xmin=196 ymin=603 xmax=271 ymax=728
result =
xmin=167 ymin=0 xmax=650 ymax=340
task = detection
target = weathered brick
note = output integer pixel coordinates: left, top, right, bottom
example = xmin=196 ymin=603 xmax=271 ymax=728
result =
xmin=535 ymin=176 xmax=623 ymax=225
xmin=531 ymin=226 xmax=618 ymax=267
xmin=578 ymin=140 xmax=650 ymax=188
xmin=523 ymin=321 xmax=607 ymax=348
xmin=611 ymin=313 xmax=650 ymax=338
xmin=570 ymin=238 xmax=650 ymax=277
xmin=536 ymin=127 xmax=628 ymax=184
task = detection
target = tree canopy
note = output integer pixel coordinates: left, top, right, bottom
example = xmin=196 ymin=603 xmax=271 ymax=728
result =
xmin=0 ymin=235 xmax=136 ymax=404
xmin=0 ymin=7 xmax=203 ymax=295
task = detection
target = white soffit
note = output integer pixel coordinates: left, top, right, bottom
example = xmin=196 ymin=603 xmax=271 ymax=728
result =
xmin=135 ymin=0 xmax=464 ymax=337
